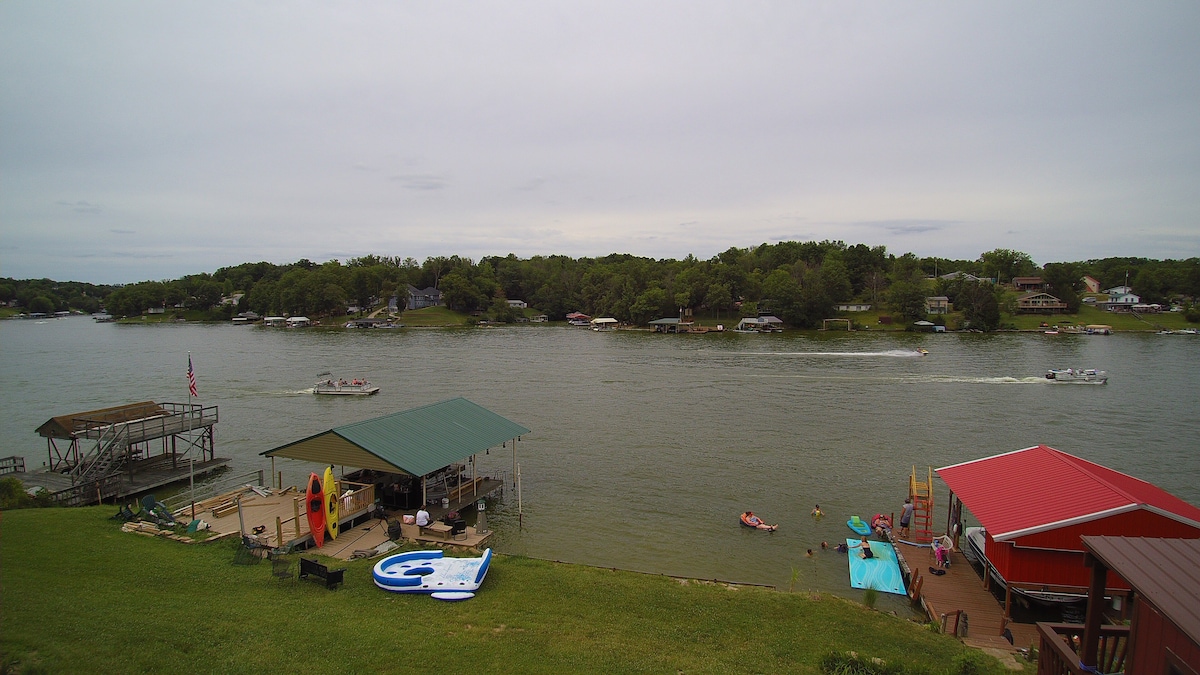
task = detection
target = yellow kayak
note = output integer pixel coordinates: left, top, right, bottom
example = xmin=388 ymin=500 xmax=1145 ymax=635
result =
xmin=323 ymin=466 xmax=339 ymax=540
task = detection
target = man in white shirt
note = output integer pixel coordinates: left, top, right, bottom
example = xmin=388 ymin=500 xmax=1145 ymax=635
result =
xmin=415 ymin=506 xmax=431 ymax=527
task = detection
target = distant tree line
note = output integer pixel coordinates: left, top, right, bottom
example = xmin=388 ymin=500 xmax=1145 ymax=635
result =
xmin=3 ymin=244 xmax=1198 ymax=330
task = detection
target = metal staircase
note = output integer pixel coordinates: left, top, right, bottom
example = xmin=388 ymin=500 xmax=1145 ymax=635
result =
xmin=71 ymin=423 xmax=131 ymax=485
xmin=909 ymin=466 xmax=935 ymax=544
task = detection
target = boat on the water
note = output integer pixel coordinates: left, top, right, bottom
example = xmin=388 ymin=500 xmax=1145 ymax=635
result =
xmin=1045 ymin=368 xmax=1107 ymax=384
xmin=314 ymin=373 xmax=379 ymax=396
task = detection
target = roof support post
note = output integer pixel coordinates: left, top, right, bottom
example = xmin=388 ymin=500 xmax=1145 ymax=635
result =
xmin=1081 ymin=552 xmax=1108 ymax=670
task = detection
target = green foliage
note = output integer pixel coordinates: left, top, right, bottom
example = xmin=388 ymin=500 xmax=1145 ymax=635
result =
xmin=978 ymin=248 xmax=1037 ymax=285
xmin=819 ymin=651 xmax=903 ymax=675
xmin=951 ymin=651 xmax=993 ymax=675
xmin=862 ymin=587 xmax=879 ymax=609
xmin=6 ymin=249 xmax=1199 ymax=328
xmin=887 ymin=280 xmax=928 ymax=323
xmin=0 ymin=477 xmax=54 ymax=510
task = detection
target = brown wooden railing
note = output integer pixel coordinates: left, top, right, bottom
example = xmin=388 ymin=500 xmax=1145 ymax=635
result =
xmin=338 ymin=480 xmax=375 ymax=515
xmin=1036 ymin=622 xmax=1129 ymax=675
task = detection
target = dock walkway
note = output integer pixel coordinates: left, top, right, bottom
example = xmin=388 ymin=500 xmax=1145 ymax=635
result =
xmin=895 ymin=540 xmax=1037 ymax=653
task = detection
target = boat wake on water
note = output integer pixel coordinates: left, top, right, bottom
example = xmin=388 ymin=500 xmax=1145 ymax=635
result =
xmin=900 ymin=375 xmax=1051 ymax=385
xmin=737 ymin=349 xmax=928 ymax=358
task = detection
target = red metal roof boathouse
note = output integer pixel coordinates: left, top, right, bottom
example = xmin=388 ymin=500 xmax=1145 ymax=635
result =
xmin=937 ymin=445 xmax=1200 ymax=605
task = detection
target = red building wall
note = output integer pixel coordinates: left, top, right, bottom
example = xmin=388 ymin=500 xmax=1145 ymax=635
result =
xmin=1129 ymin=599 xmax=1200 ymax=675
xmin=984 ymin=511 xmax=1200 ymax=589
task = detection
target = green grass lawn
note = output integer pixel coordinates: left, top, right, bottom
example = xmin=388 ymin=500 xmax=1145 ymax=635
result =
xmin=1000 ymin=304 xmax=1195 ymax=331
xmin=399 ymin=305 xmax=473 ymax=327
xmin=0 ymin=507 xmax=1010 ymax=675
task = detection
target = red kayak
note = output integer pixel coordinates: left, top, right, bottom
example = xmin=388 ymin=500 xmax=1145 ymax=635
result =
xmin=306 ymin=472 xmax=326 ymax=548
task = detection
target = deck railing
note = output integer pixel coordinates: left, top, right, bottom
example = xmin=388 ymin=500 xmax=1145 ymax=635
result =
xmin=1036 ymin=622 xmax=1129 ymax=675
xmin=337 ymin=480 xmax=375 ymax=516
xmin=0 ymin=456 xmax=25 ymax=475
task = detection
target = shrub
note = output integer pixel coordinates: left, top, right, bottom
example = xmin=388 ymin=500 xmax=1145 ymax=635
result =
xmin=819 ymin=651 xmax=904 ymax=675
xmin=863 ymin=587 xmax=879 ymax=609
xmin=951 ymin=651 xmax=994 ymax=675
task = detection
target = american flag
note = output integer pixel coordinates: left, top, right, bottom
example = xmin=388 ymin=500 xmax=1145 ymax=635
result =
xmin=187 ymin=354 xmax=198 ymax=397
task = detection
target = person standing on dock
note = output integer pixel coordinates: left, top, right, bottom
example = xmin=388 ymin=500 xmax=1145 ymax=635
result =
xmin=899 ymin=498 xmax=914 ymax=539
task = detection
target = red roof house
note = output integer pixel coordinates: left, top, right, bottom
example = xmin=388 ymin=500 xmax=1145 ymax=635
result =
xmin=937 ymin=445 xmax=1200 ymax=595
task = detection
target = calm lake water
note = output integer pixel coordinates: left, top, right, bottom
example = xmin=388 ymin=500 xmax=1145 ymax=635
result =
xmin=2 ymin=317 xmax=1197 ymax=608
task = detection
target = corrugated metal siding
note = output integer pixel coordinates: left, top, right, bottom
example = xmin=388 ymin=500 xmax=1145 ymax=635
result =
xmin=1017 ymin=510 xmax=1200 ymax=550
xmin=263 ymin=398 xmax=530 ymax=477
xmin=938 ymin=445 xmax=1200 ymax=541
xmin=268 ymin=433 xmax=405 ymax=474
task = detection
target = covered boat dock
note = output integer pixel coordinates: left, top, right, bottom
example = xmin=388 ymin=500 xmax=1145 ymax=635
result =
xmin=15 ymin=401 xmax=229 ymax=505
xmin=937 ymin=444 xmax=1200 ymax=620
xmin=257 ymin=397 xmax=531 ymax=554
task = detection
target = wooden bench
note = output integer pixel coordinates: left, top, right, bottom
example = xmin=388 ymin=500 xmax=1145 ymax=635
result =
xmin=420 ymin=522 xmax=453 ymax=540
xmin=299 ymin=557 xmax=346 ymax=589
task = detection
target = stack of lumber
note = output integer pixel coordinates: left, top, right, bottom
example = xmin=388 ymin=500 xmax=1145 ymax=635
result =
xmin=121 ymin=521 xmax=196 ymax=544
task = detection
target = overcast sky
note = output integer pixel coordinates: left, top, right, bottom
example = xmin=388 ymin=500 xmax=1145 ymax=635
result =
xmin=3 ymin=2 xmax=1198 ymax=285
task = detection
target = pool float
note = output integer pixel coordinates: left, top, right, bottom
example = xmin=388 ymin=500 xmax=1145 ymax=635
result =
xmin=847 ymin=515 xmax=871 ymax=536
xmin=306 ymin=472 xmax=325 ymax=548
xmin=373 ymin=549 xmax=493 ymax=600
xmin=323 ymin=466 xmax=339 ymax=541
xmin=740 ymin=512 xmax=776 ymax=531
xmin=845 ymin=538 xmax=905 ymax=595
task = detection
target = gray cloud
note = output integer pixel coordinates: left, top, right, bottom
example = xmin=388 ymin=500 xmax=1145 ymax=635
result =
xmin=2 ymin=1 xmax=1199 ymax=284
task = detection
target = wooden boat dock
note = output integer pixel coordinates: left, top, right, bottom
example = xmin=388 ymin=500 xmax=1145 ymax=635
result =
xmin=895 ymin=540 xmax=1038 ymax=654
xmin=182 ymin=477 xmax=502 ymax=561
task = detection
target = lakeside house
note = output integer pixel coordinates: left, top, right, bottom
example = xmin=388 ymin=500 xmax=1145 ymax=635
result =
xmin=506 ymin=299 xmax=528 ymax=309
xmin=835 ymin=302 xmax=871 ymax=312
xmin=1100 ymin=289 xmax=1142 ymax=311
xmin=1081 ymin=275 xmax=1101 ymax=293
xmin=940 ymin=271 xmax=989 ymax=283
xmin=1012 ymin=276 xmax=1047 ymax=291
xmin=406 ymin=285 xmax=443 ymax=311
xmin=924 ymin=296 xmax=949 ymax=314
xmin=1016 ymin=291 xmax=1068 ymax=313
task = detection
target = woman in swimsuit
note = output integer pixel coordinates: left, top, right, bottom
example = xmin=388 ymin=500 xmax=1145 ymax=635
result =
xmin=740 ymin=511 xmax=778 ymax=531
xmin=850 ymin=536 xmax=875 ymax=559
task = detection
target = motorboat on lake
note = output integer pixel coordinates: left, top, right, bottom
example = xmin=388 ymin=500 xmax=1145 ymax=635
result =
xmin=1045 ymin=368 xmax=1107 ymax=384
xmin=314 ymin=373 xmax=379 ymax=396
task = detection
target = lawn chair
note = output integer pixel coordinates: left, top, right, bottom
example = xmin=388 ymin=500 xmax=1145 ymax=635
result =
xmin=269 ymin=550 xmax=294 ymax=582
xmin=232 ymin=535 xmax=269 ymax=566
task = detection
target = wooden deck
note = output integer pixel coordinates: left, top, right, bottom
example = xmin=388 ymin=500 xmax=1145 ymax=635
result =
xmin=895 ymin=540 xmax=1038 ymax=653
xmin=182 ymin=480 xmax=495 ymax=561
xmin=17 ymin=455 xmax=231 ymax=505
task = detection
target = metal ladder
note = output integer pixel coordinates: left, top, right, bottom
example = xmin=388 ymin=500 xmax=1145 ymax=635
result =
xmin=909 ymin=466 xmax=935 ymax=544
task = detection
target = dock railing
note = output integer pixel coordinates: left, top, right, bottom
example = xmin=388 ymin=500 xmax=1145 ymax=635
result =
xmin=0 ymin=456 xmax=25 ymax=475
xmin=161 ymin=469 xmax=264 ymax=512
xmin=1036 ymin=622 xmax=1128 ymax=675
xmin=278 ymin=480 xmax=376 ymax=545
